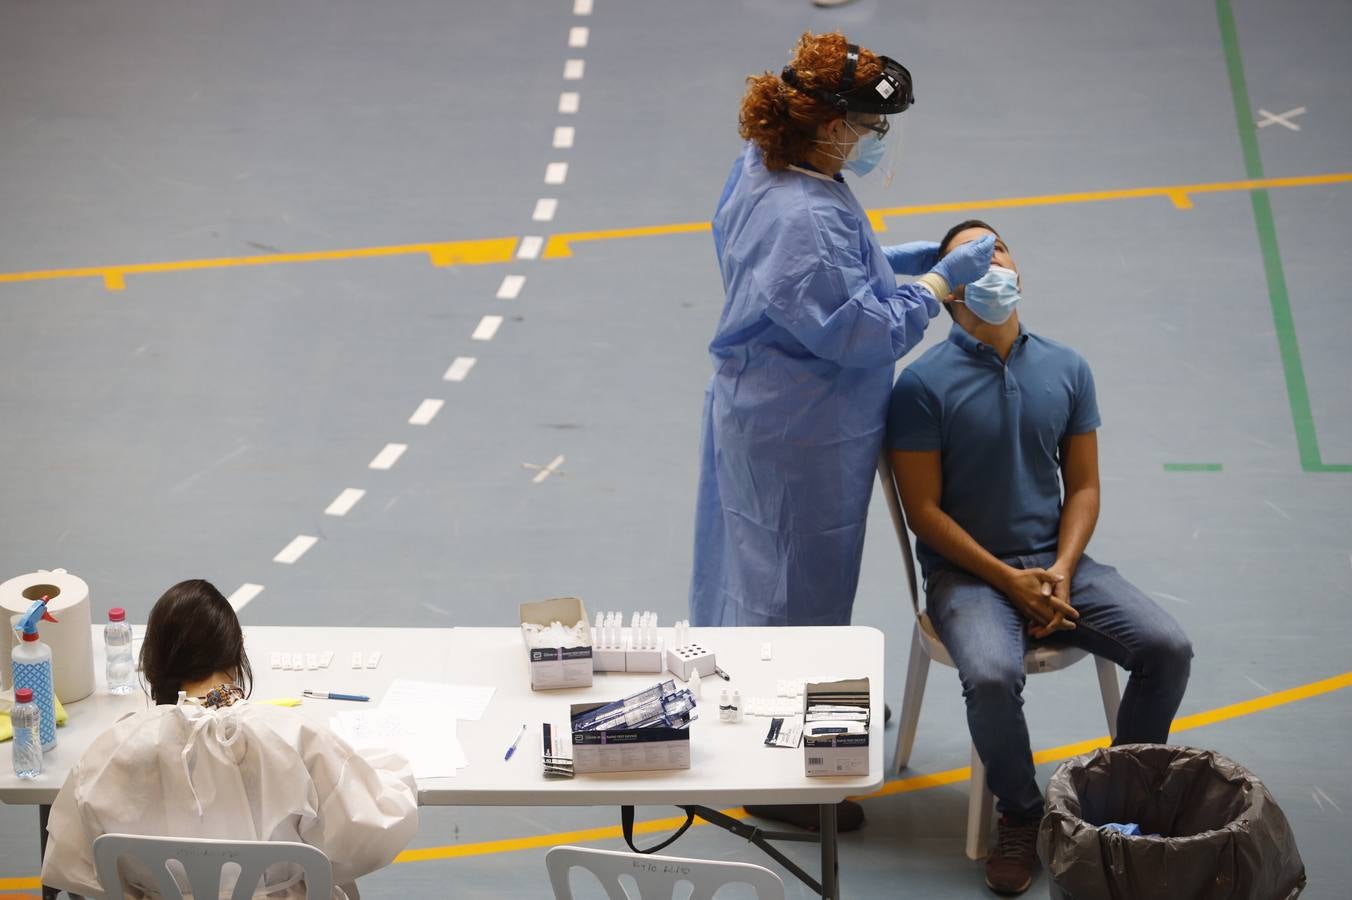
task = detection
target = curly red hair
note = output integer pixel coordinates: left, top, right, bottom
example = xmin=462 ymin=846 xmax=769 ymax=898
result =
xmin=739 ymin=32 xmax=884 ymax=172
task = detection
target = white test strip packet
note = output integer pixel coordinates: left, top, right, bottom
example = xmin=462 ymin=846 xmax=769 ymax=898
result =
xmin=351 ymin=652 xmax=363 ymax=669
xmin=365 ymin=651 xmax=382 ymax=669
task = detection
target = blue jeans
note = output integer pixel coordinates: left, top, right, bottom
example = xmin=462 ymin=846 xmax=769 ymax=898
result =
xmin=925 ymin=552 xmax=1193 ymax=821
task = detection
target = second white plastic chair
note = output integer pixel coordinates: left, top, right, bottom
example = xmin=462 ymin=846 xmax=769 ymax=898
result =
xmin=876 ymin=454 xmax=1122 ymax=860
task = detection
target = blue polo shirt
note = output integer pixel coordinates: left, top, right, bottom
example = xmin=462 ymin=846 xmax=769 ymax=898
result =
xmin=886 ymin=324 xmax=1100 ymax=577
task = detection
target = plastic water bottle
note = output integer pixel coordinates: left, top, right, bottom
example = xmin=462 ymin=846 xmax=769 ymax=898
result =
xmin=11 ymin=688 xmax=43 ymax=779
xmin=104 ymin=608 xmax=134 ymax=695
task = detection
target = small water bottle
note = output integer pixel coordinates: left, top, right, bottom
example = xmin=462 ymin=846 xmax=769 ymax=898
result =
xmin=11 ymin=688 xmax=43 ymax=779
xmin=104 ymin=608 xmax=135 ymax=695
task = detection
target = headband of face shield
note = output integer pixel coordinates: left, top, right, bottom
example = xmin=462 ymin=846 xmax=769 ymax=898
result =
xmin=780 ymin=45 xmax=915 ymax=116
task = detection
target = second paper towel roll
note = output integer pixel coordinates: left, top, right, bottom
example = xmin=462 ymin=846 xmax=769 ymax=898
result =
xmin=0 ymin=568 xmax=96 ymax=702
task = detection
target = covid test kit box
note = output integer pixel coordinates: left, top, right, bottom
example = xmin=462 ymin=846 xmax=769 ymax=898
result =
xmin=520 ymin=596 xmax=593 ymax=691
xmin=803 ymin=677 xmax=870 ymax=777
xmin=569 ymin=702 xmax=692 ymax=774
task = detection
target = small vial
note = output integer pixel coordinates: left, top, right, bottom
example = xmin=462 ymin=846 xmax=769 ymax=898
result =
xmin=730 ymin=690 xmax=743 ymax=723
xmin=689 ymin=669 xmax=703 ymax=700
xmin=719 ymin=689 xmax=731 ymax=722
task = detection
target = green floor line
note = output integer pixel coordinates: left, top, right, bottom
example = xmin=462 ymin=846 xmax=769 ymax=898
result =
xmin=1216 ymin=0 xmax=1351 ymax=473
xmin=1163 ymin=463 xmax=1224 ymax=472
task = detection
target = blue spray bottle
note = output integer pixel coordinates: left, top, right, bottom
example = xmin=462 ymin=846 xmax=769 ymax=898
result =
xmin=12 ymin=598 xmax=59 ymax=751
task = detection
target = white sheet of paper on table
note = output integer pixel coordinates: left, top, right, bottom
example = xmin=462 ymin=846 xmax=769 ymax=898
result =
xmin=380 ymin=679 xmax=496 ymax=721
xmin=332 ymin=710 xmax=467 ymax=779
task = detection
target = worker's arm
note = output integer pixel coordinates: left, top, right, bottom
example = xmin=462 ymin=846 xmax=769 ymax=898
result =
xmin=890 ymin=449 xmax=1074 ymax=627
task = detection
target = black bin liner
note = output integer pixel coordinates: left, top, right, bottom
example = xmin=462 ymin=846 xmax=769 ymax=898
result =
xmin=1039 ymin=744 xmax=1305 ymax=900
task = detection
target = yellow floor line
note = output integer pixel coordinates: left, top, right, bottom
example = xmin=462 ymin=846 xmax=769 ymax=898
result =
xmin=1 ymin=172 xmax=1348 ymax=290
xmin=540 ymin=170 xmax=1352 ymax=257
xmin=3 ymin=669 xmax=1348 ymax=882
xmin=0 ymin=236 xmax=519 ymax=292
xmin=0 ymin=878 xmax=40 ymax=892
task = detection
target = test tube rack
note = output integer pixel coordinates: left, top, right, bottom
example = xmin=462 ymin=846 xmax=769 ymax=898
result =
xmin=665 ymin=642 xmax=717 ymax=682
xmin=591 ymin=611 xmax=666 ymax=674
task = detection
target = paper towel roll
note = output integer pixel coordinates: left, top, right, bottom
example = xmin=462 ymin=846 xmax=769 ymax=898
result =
xmin=1 ymin=568 xmax=96 ymax=703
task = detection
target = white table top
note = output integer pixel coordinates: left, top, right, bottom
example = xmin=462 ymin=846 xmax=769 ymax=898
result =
xmin=1 ymin=625 xmax=884 ymax=808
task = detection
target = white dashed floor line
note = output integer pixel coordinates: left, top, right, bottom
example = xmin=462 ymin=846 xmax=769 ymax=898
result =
xmin=517 ymin=235 xmax=544 ymax=259
xmin=497 ymin=274 xmax=526 ymax=299
xmin=274 ymin=534 xmax=319 ymax=565
xmin=369 ymin=442 xmax=408 ymax=470
xmin=325 ymin=488 xmax=366 ymax=517
xmin=559 ymin=92 xmax=580 ymax=114
xmin=545 ymin=162 xmax=569 ymax=185
xmin=472 ymin=315 xmax=504 ymax=341
xmin=573 ymin=0 xmax=592 ymax=14
xmin=227 ymin=583 xmax=264 ymax=611
xmin=409 ymin=398 xmax=444 ymax=426
xmin=569 ymin=26 xmax=589 ymax=48
xmin=563 ymin=59 xmax=585 ymax=80
xmin=533 ymin=198 xmax=558 ymax=221
xmin=532 ymin=455 xmax=567 ymax=484
xmin=553 ymin=126 xmax=575 ymax=148
xmin=444 ymin=356 xmax=477 ymax=382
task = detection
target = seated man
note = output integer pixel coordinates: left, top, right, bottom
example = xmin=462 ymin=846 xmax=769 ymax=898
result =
xmin=886 ymin=221 xmax=1193 ymax=896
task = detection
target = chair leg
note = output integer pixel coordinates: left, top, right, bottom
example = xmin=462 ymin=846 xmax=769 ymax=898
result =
xmin=965 ymin=743 xmax=994 ymax=861
xmin=1094 ymin=656 xmax=1122 ymax=742
xmin=893 ymin=622 xmax=931 ymax=774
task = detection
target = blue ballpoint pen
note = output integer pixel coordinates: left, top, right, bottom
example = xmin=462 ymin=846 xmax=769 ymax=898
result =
xmin=504 ymin=724 xmax=527 ymax=761
xmin=303 ymin=690 xmax=370 ymax=702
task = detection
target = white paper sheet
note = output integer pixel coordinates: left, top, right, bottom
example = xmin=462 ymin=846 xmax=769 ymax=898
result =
xmin=380 ymin=679 xmax=496 ymax=721
xmin=332 ymin=709 xmax=466 ymax=779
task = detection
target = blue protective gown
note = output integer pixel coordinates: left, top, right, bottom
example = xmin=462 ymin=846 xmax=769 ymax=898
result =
xmin=689 ymin=142 xmax=939 ymax=626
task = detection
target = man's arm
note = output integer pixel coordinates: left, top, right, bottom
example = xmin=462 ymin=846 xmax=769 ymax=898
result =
xmin=890 ymin=449 xmax=1075 ymax=628
xmin=1053 ymin=430 xmax=1100 ymax=573
xmin=1032 ymin=430 xmax=1100 ymax=637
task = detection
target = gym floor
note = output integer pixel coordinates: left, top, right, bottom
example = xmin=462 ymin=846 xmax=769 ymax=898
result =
xmin=2 ymin=0 xmax=1349 ymax=896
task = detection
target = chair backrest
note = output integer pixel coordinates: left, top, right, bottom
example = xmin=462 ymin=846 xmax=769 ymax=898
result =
xmin=93 ymin=834 xmax=333 ymax=900
xmin=876 ymin=451 xmax=922 ymax=618
xmin=546 ymin=845 xmax=786 ymax=900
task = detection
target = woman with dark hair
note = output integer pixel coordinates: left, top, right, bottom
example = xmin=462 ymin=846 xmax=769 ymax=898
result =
xmin=40 ymin=580 xmax=417 ymax=899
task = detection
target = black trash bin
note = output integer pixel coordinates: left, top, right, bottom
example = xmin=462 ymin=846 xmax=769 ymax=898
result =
xmin=1039 ymin=744 xmax=1305 ymax=900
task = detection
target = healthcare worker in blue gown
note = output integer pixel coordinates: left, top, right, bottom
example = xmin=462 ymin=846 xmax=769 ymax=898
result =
xmin=690 ymin=32 xmax=996 ymax=630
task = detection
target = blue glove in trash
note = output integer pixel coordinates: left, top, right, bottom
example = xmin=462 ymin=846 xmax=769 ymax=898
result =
xmin=882 ymin=241 xmax=941 ymax=276
xmin=930 ymin=234 xmax=995 ymax=288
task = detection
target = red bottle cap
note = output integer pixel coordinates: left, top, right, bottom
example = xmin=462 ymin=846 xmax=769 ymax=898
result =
xmin=108 ymin=608 xmax=126 ymax=622
xmin=15 ymin=688 xmax=33 ymax=703
xmin=21 ymin=632 xmax=39 ymax=642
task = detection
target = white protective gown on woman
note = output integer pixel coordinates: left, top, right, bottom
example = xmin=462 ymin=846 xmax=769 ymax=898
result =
xmin=41 ymin=701 xmax=418 ymax=899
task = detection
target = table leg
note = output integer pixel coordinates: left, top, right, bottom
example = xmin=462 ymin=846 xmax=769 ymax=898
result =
xmin=818 ymin=802 xmax=839 ymax=899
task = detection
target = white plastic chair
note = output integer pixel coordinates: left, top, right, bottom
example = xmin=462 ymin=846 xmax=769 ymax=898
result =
xmin=546 ymin=845 xmax=786 ymax=900
xmin=92 ymin=834 xmax=333 ymax=900
xmin=876 ymin=454 xmax=1122 ymax=860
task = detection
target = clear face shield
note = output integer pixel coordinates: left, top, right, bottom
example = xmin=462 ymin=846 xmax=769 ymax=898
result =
xmin=783 ymin=46 xmax=914 ymax=187
xmin=844 ymin=114 xmax=902 ymax=187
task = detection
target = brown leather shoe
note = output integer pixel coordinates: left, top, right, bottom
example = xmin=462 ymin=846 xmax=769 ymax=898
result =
xmin=985 ymin=815 xmax=1041 ymax=895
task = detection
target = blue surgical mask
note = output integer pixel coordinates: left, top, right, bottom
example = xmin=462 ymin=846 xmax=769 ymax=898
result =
xmin=844 ymin=132 xmax=887 ymax=177
xmin=962 ymin=265 xmax=1021 ymax=324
